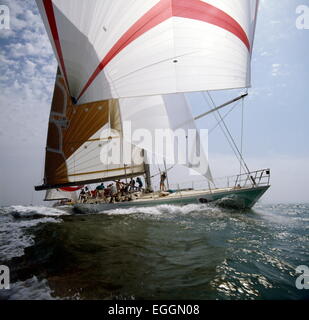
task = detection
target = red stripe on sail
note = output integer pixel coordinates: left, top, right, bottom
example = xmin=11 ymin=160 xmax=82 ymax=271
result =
xmin=77 ymin=0 xmax=250 ymax=101
xmin=77 ymin=0 xmax=173 ymax=101
xmin=173 ymin=0 xmax=250 ymax=51
xmin=43 ymin=0 xmax=70 ymax=92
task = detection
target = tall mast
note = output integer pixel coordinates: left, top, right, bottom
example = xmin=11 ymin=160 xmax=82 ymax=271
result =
xmin=163 ymin=159 xmax=170 ymax=190
xmin=143 ymin=150 xmax=153 ymax=192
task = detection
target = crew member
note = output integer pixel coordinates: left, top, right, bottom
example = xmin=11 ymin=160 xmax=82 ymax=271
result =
xmin=136 ymin=177 xmax=143 ymax=191
xmin=160 ymin=172 xmax=167 ymax=192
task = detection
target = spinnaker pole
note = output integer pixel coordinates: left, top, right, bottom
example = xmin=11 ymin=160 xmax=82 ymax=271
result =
xmin=194 ymin=93 xmax=248 ymax=121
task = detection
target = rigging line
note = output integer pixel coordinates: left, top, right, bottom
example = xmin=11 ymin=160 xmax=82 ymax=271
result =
xmin=150 ymin=156 xmax=162 ymax=179
xmin=206 ymin=92 xmax=249 ymax=174
xmin=202 ymin=92 xmax=242 ymax=165
xmin=66 ymin=137 xmax=113 ymax=166
xmin=150 ymin=172 xmax=161 ymax=178
xmin=201 ymin=92 xmax=248 ymax=174
xmin=240 ymin=96 xmax=244 ymax=176
xmin=65 ymin=130 xmax=116 ymax=161
xmin=206 ymin=92 xmax=251 ymax=175
xmin=150 ymin=164 xmax=176 ymax=178
xmin=66 ymin=140 xmax=104 ymax=165
xmin=68 ymin=160 xmax=125 ymax=175
xmin=67 ymin=150 xmax=106 ymax=172
xmin=155 ymin=154 xmax=162 ymax=174
xmin=208 ymin=100 xmax=241 ymax=134
xmin=167 ymin=164 xmax=176 ymax=172
xmin=66 ymin=133 xmax=119 ymax=164
xmin=68 ymin=136 xmax=120 ymax=166
xmin=68 ymin=148 xmax=137 ymax=176
xmin=194 ymin=93 xmax=247 ymax=121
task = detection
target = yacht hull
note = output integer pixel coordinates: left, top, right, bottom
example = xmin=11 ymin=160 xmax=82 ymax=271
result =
xmin=73 ymin=185 xmax=270 ymax=214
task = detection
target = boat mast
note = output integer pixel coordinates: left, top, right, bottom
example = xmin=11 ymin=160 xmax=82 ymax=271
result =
xmin=163 ymin=159 xmax=170 ymax=190
xmin=143 ymin=150 xmax=153 ymax=192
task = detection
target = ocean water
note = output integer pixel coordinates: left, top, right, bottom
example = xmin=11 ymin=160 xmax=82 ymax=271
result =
xmin=0 ymin=203 xmax=308 ymax=300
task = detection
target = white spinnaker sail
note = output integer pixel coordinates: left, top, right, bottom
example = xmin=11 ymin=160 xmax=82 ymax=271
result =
xmin=119 ymin=94 xmax=212 ymax=181
xmin=36 ymin=0 xmax=258 ymax=103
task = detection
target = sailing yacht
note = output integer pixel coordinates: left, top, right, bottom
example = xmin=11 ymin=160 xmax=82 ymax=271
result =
xmin=34 ymin=0 xmax=270 ymax=210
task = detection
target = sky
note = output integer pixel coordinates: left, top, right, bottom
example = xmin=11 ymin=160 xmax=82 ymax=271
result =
xmin=0 ymin=0 xmax=308 ymax=206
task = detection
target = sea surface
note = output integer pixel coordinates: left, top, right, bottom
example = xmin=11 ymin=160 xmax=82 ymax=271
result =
xmin=0 ymin=203 xmax=308 ymax=300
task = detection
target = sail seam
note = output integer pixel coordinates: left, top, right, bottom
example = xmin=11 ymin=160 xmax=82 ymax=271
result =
xmin=76 ymin=0 xmax=250 ymax=102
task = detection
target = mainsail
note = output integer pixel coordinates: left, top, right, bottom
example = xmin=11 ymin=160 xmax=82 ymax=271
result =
xmin=36 ymin=0 xmax=258 ymax=103
xmin=37 ymin=69 xmax=146 ymax=190
xmin=38 ymin=69 xmax=212 ymax=190
xmin=45 ymin=188 xmax=79 ymax=202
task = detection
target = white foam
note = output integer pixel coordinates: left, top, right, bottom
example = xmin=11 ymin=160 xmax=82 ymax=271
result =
xmin=0 ymin=216 xmax=61 ymax=261
xmin=0 ymin=206 xmax=65 ymax=261
xmin=0 ymin=276 xmax=58 ymax=300
xmin=9 ymin=205 xmax=70 ymax=218
xmin=103 ymin=203 xmax=219 ymax=217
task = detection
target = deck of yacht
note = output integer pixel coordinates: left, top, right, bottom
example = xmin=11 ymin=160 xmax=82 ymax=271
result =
xmin=74 ymin=169 xmax=270 ymax=208
xmin=81 ymin=186 xmax=242 ymax=205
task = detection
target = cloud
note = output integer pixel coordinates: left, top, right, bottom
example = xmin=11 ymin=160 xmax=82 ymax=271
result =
xmin=0 ymin=0 xmax=57 ymax=145
xmin=271 ymin=63 xmax=281 ymax=76
xmin=271 ymin=63 xmax=290 ymax=77
xmin=0 ymin=0 xmax=57 ymax=202
xmin=260 ymin=51 xmax=272 ymax=57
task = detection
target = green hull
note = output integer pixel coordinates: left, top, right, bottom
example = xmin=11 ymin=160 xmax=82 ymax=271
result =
xmin=74 ymin=186 xmax=270 ymax=214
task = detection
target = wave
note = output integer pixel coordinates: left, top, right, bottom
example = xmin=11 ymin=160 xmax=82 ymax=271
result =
xmin=0 ymin=276 xmax=58 ymax=300
xmin=0 ymin=216 xmax=62 ymax=261
xmin=102 ymin=203 xmax=223 ymax=217
xmin=0 ymin=206 xmax=66 ymax=262
xmin=7 ymin=205 xmax=70 ymax=219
